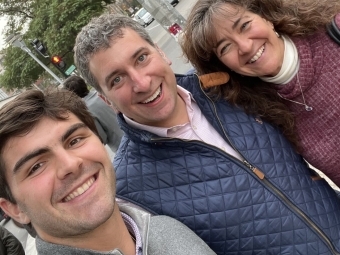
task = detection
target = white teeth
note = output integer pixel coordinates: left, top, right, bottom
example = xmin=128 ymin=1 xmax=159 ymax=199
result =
xmin=249 ymin=45 xmax=265 ymax=63
xmin=63 ymin=177 xmax=95 ymax=202
xmin=142 ymin=87 xmax=161 ymax=104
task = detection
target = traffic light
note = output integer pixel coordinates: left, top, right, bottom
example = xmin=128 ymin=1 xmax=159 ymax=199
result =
xmin=31 ymin=39 xmax=48 ymax=58
xmin=51 ymin=55 xmax=68 ymax=77
xmin=51 ymin=55 xmax=66 ymax=71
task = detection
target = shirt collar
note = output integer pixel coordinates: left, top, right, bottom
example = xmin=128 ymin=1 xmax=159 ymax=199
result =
xmin=121 ymin=212 xmax=143 ymax=255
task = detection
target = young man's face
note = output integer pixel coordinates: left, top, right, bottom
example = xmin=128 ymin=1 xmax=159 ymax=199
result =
xmin=89 ymin=28 xmax=184 ymax=128
xmin=0 ymin=113 xmax=116 ymax=243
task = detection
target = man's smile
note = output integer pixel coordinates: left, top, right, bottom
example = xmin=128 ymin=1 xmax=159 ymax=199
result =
xmin=141 ymin=85 xmax=162 ymax=104
xmin=62 ymin=175 xmax=96 ymax=202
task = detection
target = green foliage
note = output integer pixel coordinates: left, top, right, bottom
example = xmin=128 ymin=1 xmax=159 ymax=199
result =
xmin=0 ymin=0 xmax=112 ymax=90
xmin=0 ymin=45 xmax=42 ymax=90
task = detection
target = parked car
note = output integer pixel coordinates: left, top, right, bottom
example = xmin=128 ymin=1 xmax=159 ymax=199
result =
xmin=132 ymin=15 xmax=145 ymax=27
xmin=134 ymin=8 xmax=154 ymax=27
xmin=167 ymin=0 xmax=180 ymax=6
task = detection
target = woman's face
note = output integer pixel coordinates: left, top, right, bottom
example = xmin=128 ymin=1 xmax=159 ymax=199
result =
xmin=212 ymin=4 xmax=285 ymax=77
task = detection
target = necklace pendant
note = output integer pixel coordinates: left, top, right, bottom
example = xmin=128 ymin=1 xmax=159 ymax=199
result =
xmin=305 ymin=106 xmax=313 ymax=111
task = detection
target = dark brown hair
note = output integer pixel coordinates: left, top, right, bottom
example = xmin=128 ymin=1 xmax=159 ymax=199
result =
xmin=181 ymin=0 xmax=340 ymax=147
xmin=63 ymin=75 xmax=89 ymax=98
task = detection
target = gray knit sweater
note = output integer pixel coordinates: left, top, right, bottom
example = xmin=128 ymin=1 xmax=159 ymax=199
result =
xmin=35 ymin=200 xmax=216 ymax=255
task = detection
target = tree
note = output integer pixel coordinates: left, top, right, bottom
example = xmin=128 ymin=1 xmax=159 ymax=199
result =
xmin=0 ymin=0 xmax=114 ymax=90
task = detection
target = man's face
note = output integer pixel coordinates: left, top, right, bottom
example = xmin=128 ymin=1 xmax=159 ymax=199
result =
xmin=89 ymin=28 xmax=183 ymax=128
xmin=1 ymin=113 xmax=116 ymax=243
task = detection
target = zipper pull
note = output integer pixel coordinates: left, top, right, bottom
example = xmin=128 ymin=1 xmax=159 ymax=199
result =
xmin=243 ymin=160 xmax=265 ymax=180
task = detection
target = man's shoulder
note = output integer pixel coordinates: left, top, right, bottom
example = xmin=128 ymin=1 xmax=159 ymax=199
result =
xmin=147 ymin=215 xmax=216 ymax=255
xmin=116 ymin=200 xmax=215 ymax=254
xmin=175 ymin=73 xmax=200 ymax=91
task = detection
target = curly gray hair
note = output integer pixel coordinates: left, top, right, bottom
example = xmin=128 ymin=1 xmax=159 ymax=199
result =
xmin=74 ymin=13 xmax=155 ymax=93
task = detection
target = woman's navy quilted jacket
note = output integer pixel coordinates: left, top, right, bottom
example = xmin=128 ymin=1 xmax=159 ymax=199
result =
xmin=114 ymin=74 xmax=340 ymax=255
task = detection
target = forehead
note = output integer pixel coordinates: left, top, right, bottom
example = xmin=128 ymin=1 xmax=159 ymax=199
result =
xmin=97 ymin=28 xmax=150 ymax=56
xmin=2 ymin=113 xmax=83 ymax=162
xmin=88 ymin=28 xmax=154 ymax=83
xmin=212 ymin=4 xmax=247 ymax=26
xmin=204 ymin=4 xmax=243 ymax=43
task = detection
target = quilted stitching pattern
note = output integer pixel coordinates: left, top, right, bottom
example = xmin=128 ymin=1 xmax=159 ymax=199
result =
xmin=114 ymin=75 xmax=340 ymax=255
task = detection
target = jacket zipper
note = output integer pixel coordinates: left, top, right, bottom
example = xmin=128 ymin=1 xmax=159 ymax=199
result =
xmin=150 ymin=134 xmax=339 ymax=254
xmin=243 ymin=160 xmax=340 ymax=255
xmin=194 ymin=75 xmax=339 ymax=254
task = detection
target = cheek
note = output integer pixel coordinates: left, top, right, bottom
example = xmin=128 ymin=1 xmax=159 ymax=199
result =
xmin=110 ymin=91 xmax=130 ymax=111
xmin=13 ymin=178 xmax=53 ymax=207
xmin=219 ymin=55 xmax=237 ymax=69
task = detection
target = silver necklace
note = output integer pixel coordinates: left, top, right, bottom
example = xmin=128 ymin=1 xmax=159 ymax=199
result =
xmin=277 ymin=74 xmax=313 ymax=111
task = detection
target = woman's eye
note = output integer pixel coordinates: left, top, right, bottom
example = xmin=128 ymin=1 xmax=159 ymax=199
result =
xmin=220 ymin=44 xmax=230 ymax=55
xmin=241 ymin=21 xmax=251 ymax=30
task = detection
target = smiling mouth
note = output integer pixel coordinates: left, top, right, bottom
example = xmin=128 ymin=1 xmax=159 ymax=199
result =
xmin=141 ymin=86 xmax=162 ymax=104
xmin=248 ymin=45 xmax=265 ymax=64
xmin=63 ymin=176 xmax=96 ymax=202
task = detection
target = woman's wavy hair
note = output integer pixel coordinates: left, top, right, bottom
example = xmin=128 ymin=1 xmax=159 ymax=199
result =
xmin=181 ymin=0 xmax=340 ymax=149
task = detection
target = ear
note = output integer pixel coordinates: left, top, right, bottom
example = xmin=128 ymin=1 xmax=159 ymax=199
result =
xmin=0 ymin=198 xmax=30 ymax=225
xmin=155 ymin=44 xmax=172 ymax=65
xmin=98 ymin=94 xmax=120 ymax=114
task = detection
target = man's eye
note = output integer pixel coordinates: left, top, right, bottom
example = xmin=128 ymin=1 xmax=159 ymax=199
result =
xmin=138 ymin=54 xmax=146 ymax=62
xmin=69 ymin=137 xmax=82 ymax=147
xmin=111 ymin=76 xmax=121 ymax=87
xmin=28 ymin=162 xmax=44 ymax=176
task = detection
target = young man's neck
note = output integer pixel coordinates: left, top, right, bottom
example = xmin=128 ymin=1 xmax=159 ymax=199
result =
xmin=40 ymin=203 xmax=136 ymax=254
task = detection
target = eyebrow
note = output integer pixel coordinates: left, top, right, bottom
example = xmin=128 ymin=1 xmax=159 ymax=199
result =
xmin=232 ymin=17 xmax=242 ymax=30
xmin=13 ymin=122 xmax=87 ymax=174
xmin=104 ymin=46 xmax=147 ymax=87
xmin=61 ymin=123 xmax=87 ymax=143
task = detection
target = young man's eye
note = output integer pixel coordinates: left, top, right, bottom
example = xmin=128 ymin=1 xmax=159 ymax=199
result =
xmin=28 ymin=162 xmax=44 ymax=176
xmin=69 ymin=137 xmax=82 ymax=147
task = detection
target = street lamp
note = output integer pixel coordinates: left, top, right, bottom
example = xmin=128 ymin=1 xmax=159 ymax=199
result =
xmin=5 ymin=33 xmax=63 ymax=85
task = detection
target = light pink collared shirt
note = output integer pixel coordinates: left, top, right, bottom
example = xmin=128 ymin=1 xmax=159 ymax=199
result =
xmin=124 ymin=86 xmax=242 ymax=161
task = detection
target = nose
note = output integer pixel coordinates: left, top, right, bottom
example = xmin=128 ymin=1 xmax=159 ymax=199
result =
xmin=56 ymin=149 xmax=83 ymax=180
xmin=237 ymin=38 xmax=253 ymax=55
xmin=129 ymin=69 xmax=151 ymax=93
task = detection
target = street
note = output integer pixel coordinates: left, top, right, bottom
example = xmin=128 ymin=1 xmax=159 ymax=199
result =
xmin=144 ymin=0 xmax=198 ymax=74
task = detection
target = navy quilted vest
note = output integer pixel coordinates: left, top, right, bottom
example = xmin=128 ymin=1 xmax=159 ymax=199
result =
xmin=114 ymin=74 xmax=340 ymax=255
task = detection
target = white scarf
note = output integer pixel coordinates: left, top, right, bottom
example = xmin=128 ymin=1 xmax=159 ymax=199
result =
xmin=259 ymin=35 xmax=299 ymax=85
